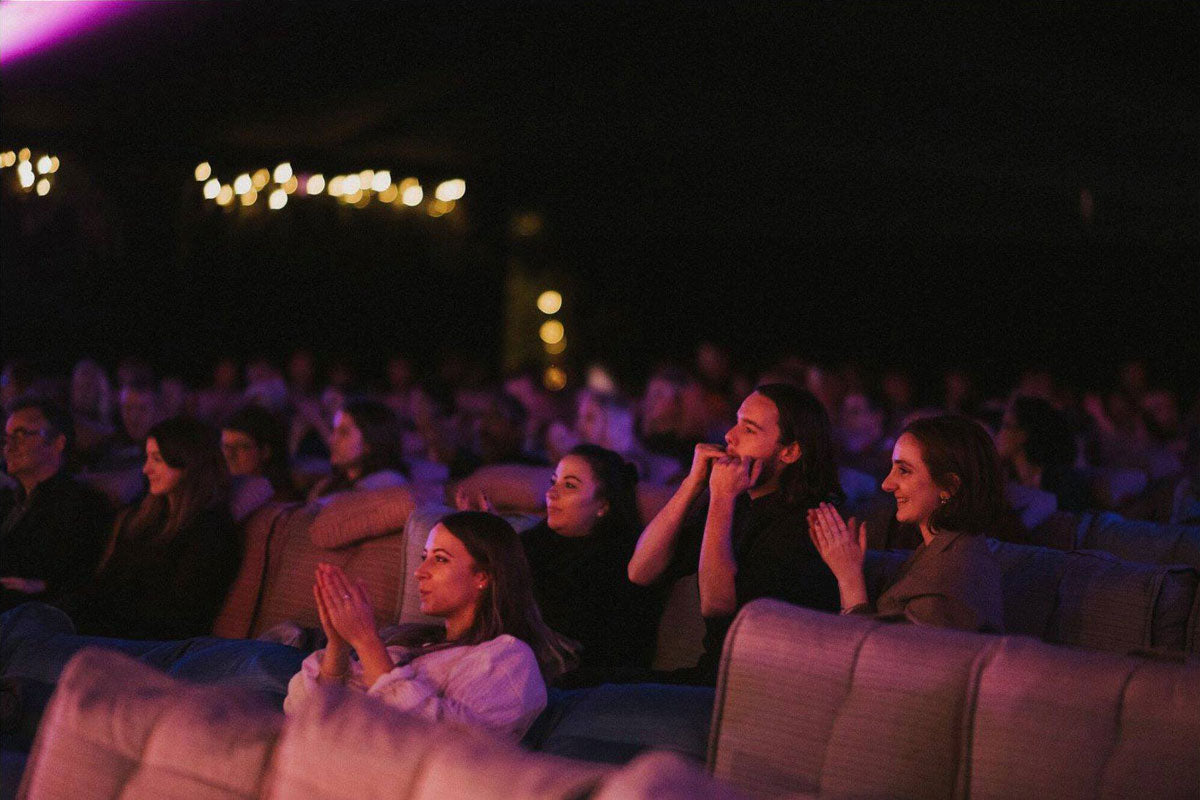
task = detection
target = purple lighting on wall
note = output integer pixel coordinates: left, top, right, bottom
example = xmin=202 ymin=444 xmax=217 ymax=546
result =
xmin=0 ymin=0 xmax=137 ymax=66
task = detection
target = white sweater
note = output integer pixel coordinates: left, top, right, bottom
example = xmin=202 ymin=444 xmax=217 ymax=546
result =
xmin=283 ymin=634 xmax=547 ymax=740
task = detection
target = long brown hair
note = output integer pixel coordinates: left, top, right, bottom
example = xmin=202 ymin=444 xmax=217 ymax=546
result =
xmin=903 ymin=414 xmax=1004 ymax=536
xmin=118 ymin=416 xmax=229 ymax=543
xmin=754 ymin=383 xmax=844 ymax=508
xmin=435 ymin=511 xmax=578 ymax=681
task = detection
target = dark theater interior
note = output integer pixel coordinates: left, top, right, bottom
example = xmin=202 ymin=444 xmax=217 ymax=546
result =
xmin=2 ymin=3 xmax=1198 ymax=798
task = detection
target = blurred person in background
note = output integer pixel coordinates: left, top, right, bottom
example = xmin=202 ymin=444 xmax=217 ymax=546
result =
xmin=307 ymin=398 xmax=409 ymax=502
xmin=69 ymin=359 xmax=116 ymax=466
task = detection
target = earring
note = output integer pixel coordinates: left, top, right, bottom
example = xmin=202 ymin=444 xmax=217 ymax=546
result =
xmin=939 ymin=494 xmax=950 ymax=505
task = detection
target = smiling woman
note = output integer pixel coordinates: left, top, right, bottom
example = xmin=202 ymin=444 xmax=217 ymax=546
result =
xmin=284 ymin=511 xmax=576 ymax=740
xmin=808 ymin=414 xmax=1005 ymax=632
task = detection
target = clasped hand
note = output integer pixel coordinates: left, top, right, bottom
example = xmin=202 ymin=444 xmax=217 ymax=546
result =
xmin=313 ymin=563 xmax=377 ymax=650
xmin=708 ymin=454 xmax=763 ymax=499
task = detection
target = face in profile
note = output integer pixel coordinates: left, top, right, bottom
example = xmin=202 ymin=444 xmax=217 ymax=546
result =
xmin=545 ymin=454 xmax=609 ymax=538
xmin=221 ymin=429 xmax=268 ymax=477
xmin=881 ymin=433 xmax=949 ymax=529
xmin=4 ymin=408 xmax=63 ymax=479
xmin=328 ymin=410 xmax=365 ymax=469
xmin=723 ymin=392 xmax=791 ymax=488
xmin=993 ymin=409 xmax=1024 ymax=462
xmin=414 ymin=523 xmax=488 ymax=623
xmin=143 ymin=436 xmax=184 ymax=496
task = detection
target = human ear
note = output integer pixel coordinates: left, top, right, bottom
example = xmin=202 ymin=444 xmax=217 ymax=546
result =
xmin=596 ymin=499 xmax=610 ymax=518
xmin=779 ymin=441 xmax=802 ymax=465
xmin=940 ymin=473 xmax=962 ymax=499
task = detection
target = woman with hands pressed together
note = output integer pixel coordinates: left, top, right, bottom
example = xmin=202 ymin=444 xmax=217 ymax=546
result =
xmin=284 ymin=511 xmax=575 ymax=740
xmin=808 ymin=414 xmax=1004 ymax=632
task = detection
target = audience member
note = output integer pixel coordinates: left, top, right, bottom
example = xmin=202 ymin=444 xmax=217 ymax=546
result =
xmin=68 ymin=359 xmax=116 ymax=465
xmin=284 ymin=511 xmax=575 ymax=740
xmin=221 ymin=404 xmax=295 ymax=500
xmin=70 ymin=416 xmax=239 ymax=639
xmin=628 ymin=383 xmax=841 ymax=684
xmin=996 ymin=396 xmax=1090 ymax=512
xmin=307 ymin=398 xmax=409 ymax=501
xmin=808 ymin=414 xmax=1004 ymax=632
xmin=1 ymin=400 xmax=111 ymax=611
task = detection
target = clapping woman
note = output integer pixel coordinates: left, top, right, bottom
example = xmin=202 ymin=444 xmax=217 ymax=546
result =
xmin=808 ymin=414 xmax=1004 ymax=632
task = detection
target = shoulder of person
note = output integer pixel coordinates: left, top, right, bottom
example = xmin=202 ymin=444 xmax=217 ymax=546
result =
xmin=356 ymin=469 xmax=409 ymax=491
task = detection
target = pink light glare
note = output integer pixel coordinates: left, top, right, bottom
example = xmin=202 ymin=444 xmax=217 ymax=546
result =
xmin=0 ymin=1 xmax=138 ymax=66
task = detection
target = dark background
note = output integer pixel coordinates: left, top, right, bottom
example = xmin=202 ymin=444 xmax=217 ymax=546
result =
xmin=2 ymin=2 xmax=1197 ymax=395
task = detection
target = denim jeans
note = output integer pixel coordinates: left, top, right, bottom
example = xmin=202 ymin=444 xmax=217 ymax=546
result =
xmin=0 ymin=602 xmax=306 ymax=704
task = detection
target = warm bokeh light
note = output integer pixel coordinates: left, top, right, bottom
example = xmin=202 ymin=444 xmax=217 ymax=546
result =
xmin=233 ymin=173 xmax=252 ymax=195
xmin=36 ymin=155 xmax=52 ymax=174
xmin=539 ymin=320 xmax=565 ymax=345
xmin=544 ymin=338 xmax=567 ymax=355
xmin=307 ymin=174 xmax=326 ymax=195
xmin=47 ymin=156 xmax=60 ymax=173
xmin=202 ymin=178 xmax=220 ymax=199
xmin=378 ymin=184 xmax=399 ymax=203
xmin=194 ymin=162 xmax=211 ymax=181
xmin=17 ymin=163 xmax=34 ymax=188
xmin=435 ymin=178 xmax=466 ymax=202
xmin=216 ymin=185 xmax=234 ymax=206
xmin=0 ymin=151 xmax=15 ymax=167
xmin=268 ymin=188 xmax=287 ymax=210
xmin=344 ymin=188 xmax=363 ymax=204
xmin=273 ymin=162 xmax=293 ymax=184
xmin=36 ymin=178 xmax=50 ymax=196
xmin=371 ymin=170 xmax=391 ymax=193
xmin=343 ymin=174 xmax=362 ymax=195
xmin=240 ymin=188 xmax=258 ymax=206
xmin=251 ymin=168 xmax=270 ymax=190
xmin=543 ymin=366 xmax=568 ymax=392
xmin=401 ymin=183 xmax=423 ymax=206
xmin=536 ymin=290 xmax=563 ymax=315
xmin=358 ymin=169 xmax=374 ymax=188
xmin=283 ymin=175 xmax=299 ymax=194
xmin=327 ymin=175 xmax=345 ymax=196
xmin=18 ymin=148 xmax=31 ymax=162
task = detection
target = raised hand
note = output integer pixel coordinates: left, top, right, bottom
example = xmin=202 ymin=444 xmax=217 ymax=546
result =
xmin=708 ymin=455 xmax=762 ymax=500
xmin=315 ymin=563 xmax=378 ymax=650
xmin=685 ymin=443 xmax=728 ymax=489
xmin=454 ymin=485 xmax=495 ymax=513
xmin=806 ymin=502 xmax=867 ymax=584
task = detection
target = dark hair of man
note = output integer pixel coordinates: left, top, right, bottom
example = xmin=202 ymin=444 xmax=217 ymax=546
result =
xmin=10 ymin=397 xmax=74 ymax=456
xmin=565 ymin=443 xmax=640 ymax=543
xmin=753 ymin=382 xmax=845 ymax=508
xmin=436 ymin=511 xmax=578 ymax=681
xmin=119 ymin=416 xmax=229 ymax=543
xmin=903 ymin=414 xmax=1004 ymax=536
xmin=1010 ymin=396 xmax=1076 ymax=471
xmin=222 ymin=403 xmax=292 ymax=492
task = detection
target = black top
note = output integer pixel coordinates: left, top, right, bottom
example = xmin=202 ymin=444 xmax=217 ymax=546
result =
xmin=663 ymin=490 xmax=840 ymax=684
xmin=0 ymin=471 xmax=112 ymax=612
xmin=72 ymin=504 xmax=240 ymax=640
xmin=522 ymin=520 xmax=663 ymax=688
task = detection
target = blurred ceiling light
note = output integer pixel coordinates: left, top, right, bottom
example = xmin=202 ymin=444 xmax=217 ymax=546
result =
xmin=18 ymin=148 xmax=30 ymax=162
xmin=539 ymin=320 xmax=565 ymax=345
xmin=343 ymin=174 xmax=362 ymax=195
xmin=35 ymin=155 xmax=52 ymax=174
xmin=543 ymin=366 xmax=568 ymax=392
xmin=283 ymin=175 xmax=299 ymax=194
xmin=428 ymin=198 xmax=455 ymax=217
xmin=273 ymin=162 xmax=293 ymax=184
xmin=327 ymin=175 xmax=345 ymax=196
xmin=344 ymin=188 xmax=363 ymax=204
xmin=0 ymin=151 xmax=15 ymax=167
xmin=354 ymin=192 xmax=371 ymax=208
xmin=544 ymin=338 xmax=567 ymax=355
xmin=268 ymin=188 xmax=287 ymax=210
xmin=307 ymin=174 xmax=326 ymax=195
xmin=233 ymin=173 xmax=252 ymax=195
xmin=17 ymin=163 xmax=34 ymax=188
xmin=358 ymin=169 xmax=374 ymax=188
xmin=435 ymin=179 xmax=466 ymax=202
xmin=202 ymin=178 xmax=220 ymax=200
xmin=240 ymin=188 xmax=258 ymax=206
xmin=194 ymin=162 xmax=212 ymax=181
xmin=47 ymin=156 xmax=60 ymax=173
xmin=378 ymin=184 xmax=399 ymax=203
xmin=536 ymin=290 xmax=563 ymax=315
xmin=251 ymin=168 xmax=270 ymax=190
xmin=36 ymin=178 xmax=50 ymax=196
xmin=216 ymin=185 xmax=234 ymax=206
xmin=371 ymin=170 xmax=391 ymax=193
xmin=401 ymin=182 xmax=423 ymax=207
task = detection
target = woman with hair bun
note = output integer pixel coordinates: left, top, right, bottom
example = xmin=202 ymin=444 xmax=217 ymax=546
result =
xmin=808 ymin=414 xmax=1004 ymax=632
